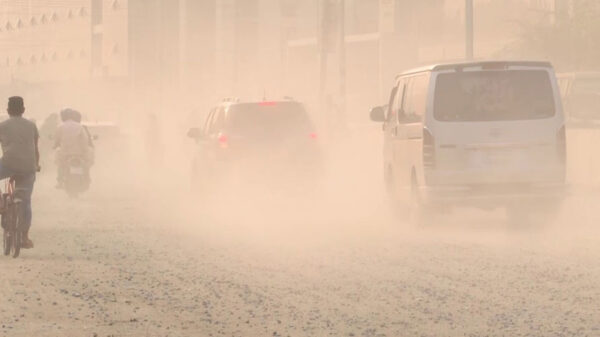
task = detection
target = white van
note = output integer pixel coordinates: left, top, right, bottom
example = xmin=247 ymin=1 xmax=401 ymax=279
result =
xmin=370 ymin=61 xmax=566 ymax=222
xmin=557 ymin=72 xmax=600 ymax=187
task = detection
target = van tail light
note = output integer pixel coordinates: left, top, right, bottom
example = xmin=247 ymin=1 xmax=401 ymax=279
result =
xmin=423 ymin=128 xmax=436 ymax=169
xmin=557 ymin=125 xmax=566 ymax=164
xmin=218 ymin=134 xmax=228 ymax=149
xmin=309 ymin=132 xmax=318 ymax=140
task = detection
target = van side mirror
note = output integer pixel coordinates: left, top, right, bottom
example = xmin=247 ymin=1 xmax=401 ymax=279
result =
xmin=370 ymin=106 xmax=386 ymax=122
xmin=187 ymin=128 xmax=203 ymax=139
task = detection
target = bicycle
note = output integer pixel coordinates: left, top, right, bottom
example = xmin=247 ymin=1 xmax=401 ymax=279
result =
xmin=1 ymin=178 xmax=25 ymax=258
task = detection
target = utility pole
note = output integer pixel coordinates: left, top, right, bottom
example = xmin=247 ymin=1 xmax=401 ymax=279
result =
xmin=338 ymin=0 xmax=346 ymax=128
xmin=90 ymin=0 xmax=104 ymax=77
xmin=280 ymin=1 xmax=295 ymax=96
xmin=465 ymin=0 xmax=473 ymax=60
xmin=378 ymin=0 xmax=395 ymax=102
xmin=179 ymin=0 xmax=187 ymax=91
xmin=318 ymin=0 xmax=331 ymax=119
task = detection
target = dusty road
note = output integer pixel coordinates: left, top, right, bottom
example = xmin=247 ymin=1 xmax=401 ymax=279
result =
xmin=1 ymin=166 xmax=599 ymax=337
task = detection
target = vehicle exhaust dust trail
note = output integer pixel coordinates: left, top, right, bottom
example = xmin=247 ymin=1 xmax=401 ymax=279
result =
xmin=0 ymin=1 xmax=599 ymax=336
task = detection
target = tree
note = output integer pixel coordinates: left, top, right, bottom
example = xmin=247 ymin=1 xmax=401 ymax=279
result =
xmin=499 ymin=0 xmax=600 ymax=71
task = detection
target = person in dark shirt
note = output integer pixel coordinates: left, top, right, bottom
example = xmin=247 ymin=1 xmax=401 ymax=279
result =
xmin=0 ymin=96 xmax=40 ymax=249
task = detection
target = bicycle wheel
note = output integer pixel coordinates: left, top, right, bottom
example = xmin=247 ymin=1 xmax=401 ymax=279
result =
xmin=3 ymin=227 xmax=10 ymax=256
xmin=11 ymin=203 xmax=21 ymax=258
xmin=2 ymin=203 xmax=14 ymax=257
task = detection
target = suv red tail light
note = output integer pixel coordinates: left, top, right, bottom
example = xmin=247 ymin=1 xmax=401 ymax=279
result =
xmin=557 ymin=125 xmax=566 ymax=164
xmin=423 ymin=128 xmax=435 ymax=169
xmin=218 ymin=134 xmax=228 ymax=148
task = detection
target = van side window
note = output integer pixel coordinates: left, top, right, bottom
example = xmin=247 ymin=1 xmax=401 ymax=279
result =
xmin=400 ymin=78 xmax=412 ymax=121
xmin=390 ymin=80 xmax=406 ymax=123
xmin=412 ymin=74 xmax=429 ymax=119
xmin=401 ymin=74 xmax=429 ymax=123
xmin=386 ymin=85 xmax=399 ymax=123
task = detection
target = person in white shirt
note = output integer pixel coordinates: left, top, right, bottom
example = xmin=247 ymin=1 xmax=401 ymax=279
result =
xmin=54 ymin=108 xmax=90 ymax=188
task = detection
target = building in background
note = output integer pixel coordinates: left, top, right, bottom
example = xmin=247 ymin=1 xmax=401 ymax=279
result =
xmin=0 ymin=0 xmax=216 ymax=122
xmin=284 ymin=0 xmax=447 ymax=124
xmin=0 ymin=0 xmax=128 ymax=121
xmin=0 ymin=0 xmax=576 ymax=126
xmin=0 ymin=0 xmax=464 ymax=125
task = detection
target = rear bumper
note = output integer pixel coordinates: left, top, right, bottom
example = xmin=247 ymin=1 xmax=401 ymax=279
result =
xmin=209 ymin=152 xmax=323 ymax=180
xmin=420 ymin=183 xmax=567 ymax=207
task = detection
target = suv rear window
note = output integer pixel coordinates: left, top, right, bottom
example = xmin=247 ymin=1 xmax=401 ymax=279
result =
xmin=434 ymin=70 xmax=556 ymax=122
xmin=227 ymin=102 xmax=312 ymax=135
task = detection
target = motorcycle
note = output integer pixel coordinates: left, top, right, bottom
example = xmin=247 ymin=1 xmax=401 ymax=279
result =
xmin=64 ymin=156 xmax=89 ymax=197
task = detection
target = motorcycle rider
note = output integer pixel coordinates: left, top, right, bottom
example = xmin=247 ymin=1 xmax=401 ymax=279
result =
xmin=54 ymin=108 xmax=90 ymax=188
xmin=72 ymin=110 xmax=95 ymax=179
xmin=0 ymin=96 xmax=40 ymax=249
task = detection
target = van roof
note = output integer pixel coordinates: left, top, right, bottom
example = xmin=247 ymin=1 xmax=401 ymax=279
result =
xmin=397 ymin=60 xmax=554 ymax=78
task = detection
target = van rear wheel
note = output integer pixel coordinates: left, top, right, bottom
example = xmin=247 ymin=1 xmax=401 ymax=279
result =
xmin=384 ymin=167 xmax=404 ymax=219
xmin=408 ymin=174 xmax=432 ymax=227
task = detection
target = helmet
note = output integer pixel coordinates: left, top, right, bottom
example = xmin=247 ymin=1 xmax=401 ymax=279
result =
xmin=60 ymin=108 xmax=81 ymax=122
xmin=72 ymin=110 xmax=82 ymax=123
xmin=60 ymin=108 xmax=74 ymax=122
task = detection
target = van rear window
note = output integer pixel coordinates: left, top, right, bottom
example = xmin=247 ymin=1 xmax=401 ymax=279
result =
xmin=434 ymin=70 xmax=556 ymax=122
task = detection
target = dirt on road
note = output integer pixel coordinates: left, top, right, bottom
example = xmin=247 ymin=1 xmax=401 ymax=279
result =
xmin=1 ymin=168 xmax=599 ymax=337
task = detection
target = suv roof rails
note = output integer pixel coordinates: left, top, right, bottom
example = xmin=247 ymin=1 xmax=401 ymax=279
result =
xmin=222 ymin=97 xmax=240 ymax=103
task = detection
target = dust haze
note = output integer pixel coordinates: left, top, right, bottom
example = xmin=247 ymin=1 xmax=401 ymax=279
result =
xmin=1 ymin=1 xmax=599 ymax=337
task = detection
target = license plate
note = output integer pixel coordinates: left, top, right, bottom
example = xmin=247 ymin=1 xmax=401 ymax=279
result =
xmin=70 ymin=167 xmax=84 ymax=175
xmin=470 ymin=150 xmax=527 ymax=168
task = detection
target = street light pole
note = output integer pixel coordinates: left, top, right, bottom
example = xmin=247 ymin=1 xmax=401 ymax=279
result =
xmin=179 ymin=0 xmax=187 ymax=91
xmin=338 ymin=0 xmax=346 ymax=127
xmin=318 ymin=0 xmax=329 ymax=118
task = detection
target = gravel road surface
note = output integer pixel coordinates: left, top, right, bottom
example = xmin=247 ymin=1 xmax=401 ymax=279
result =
xmin=1 ymin=168 xmax=599 ymax=337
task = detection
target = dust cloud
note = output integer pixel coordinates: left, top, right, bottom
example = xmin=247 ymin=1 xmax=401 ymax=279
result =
xmin=0 ymin=1 xmax=599 ymax=337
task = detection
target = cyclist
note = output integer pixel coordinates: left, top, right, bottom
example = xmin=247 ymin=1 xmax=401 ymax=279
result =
xmin=54 ymin=108 xmax=91 ymax=188
xmin=0 ymin=96 xmax=40 ymax=249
